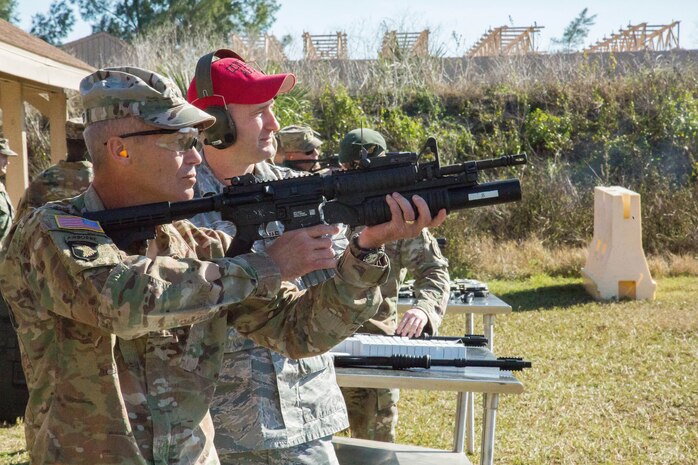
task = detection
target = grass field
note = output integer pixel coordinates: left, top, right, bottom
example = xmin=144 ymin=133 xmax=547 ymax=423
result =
xmin=2 ymin=275 xmax=697 ymax=465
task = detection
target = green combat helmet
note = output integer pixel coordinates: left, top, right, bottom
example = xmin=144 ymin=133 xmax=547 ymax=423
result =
xmin=338 ymin=128 xmax=387 ymax=165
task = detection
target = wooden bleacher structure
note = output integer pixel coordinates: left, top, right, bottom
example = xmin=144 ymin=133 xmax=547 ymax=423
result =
xmin=584 ymin=21 xmax=680 ymax=53
xmin=229 ymin=33 xmax=286 ymax=61
xmin=466 ymin=25 xmax=543 ymax=57
xmin=303 ymin=31 xmax=348 ymax=60
xmin=379 ymin=30 xmax=430 ymax=59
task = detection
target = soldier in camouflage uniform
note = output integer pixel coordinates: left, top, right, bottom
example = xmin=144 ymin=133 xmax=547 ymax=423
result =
xmin=0 ymin=138 xmax=28 ymax=423
xmin=3 ymin=120 xmax=92 ymax=423
xmin=338 ymin=128 xmax=451 ymax=442
xmin=15 ymin=118 xmax=94 ymax=220
xmin=0 ymin=138 xmax=17 ymax=245
xmin=0 ymin=67 xmax=442 ymax=465
xmin=274 ymin=125 xmax=323 ymax=172
xmin=186 ymin=52 xmax=357 ymax=465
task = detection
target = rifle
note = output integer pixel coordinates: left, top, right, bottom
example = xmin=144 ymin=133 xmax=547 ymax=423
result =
xmin=333 ymin=354 xmax=531 ymax=371
xmin=85 ymin=137 xmax=527 ymax=253
xmin=415 ymin=333 xmax=489 ymax=347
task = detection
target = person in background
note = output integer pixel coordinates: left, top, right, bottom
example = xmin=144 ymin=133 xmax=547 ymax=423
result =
xmin=15 ymin=118 xmax=94 ymax=219
xmin=338 ymin=128 xmax=451 ymax=442
xmin=0 ymin=137 xmax=27 ymax=424
xmin=0 ymin=138 xmax=17 ymax=245
xmin=274 ymin=125 xmax=323 ymax=172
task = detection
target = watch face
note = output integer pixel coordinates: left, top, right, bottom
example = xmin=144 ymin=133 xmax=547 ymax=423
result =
xmin=362 ymin=251 xmax=381 ymax=264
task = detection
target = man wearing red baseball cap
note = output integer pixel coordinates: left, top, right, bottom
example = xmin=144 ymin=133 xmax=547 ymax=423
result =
xmin=187 ymin=51 xmax=349 ymax=465
xmin=186 ymin=51 xmax=445 ymax=465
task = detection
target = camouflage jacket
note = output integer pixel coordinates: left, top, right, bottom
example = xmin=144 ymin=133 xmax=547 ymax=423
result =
xmin=0 ymin=185 xmax=388 ymax=465
xmin=355 ymin=228 xmax=450 ymax=336
xmin=192 ymin=159 xmax=349 ymax=453
xmin=0 ymin=182 xmax=13 ymax=316
xmin=0 ymin=182 xmax=13 ymax=246
xmin=15 ymin=160 xmax=94 ymax=220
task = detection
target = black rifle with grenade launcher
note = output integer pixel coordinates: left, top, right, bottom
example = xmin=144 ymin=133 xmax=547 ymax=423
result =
xmin=85 ymin=137 xmax=528 ymax=255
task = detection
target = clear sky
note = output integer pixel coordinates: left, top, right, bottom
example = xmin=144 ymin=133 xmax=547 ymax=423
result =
xmin=16 ymin=0 xmax=698 ymax=58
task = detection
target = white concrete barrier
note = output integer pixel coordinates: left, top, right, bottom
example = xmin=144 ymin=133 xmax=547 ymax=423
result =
xmin=581 ymin=186 xmax=656 ymax=300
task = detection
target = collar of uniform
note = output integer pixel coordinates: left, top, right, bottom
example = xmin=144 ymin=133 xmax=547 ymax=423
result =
xmin=194 ymin=152 xmax=225 ymax=198
xmin=197 ymin=148 xmax=278 ymax=189
xmin=81 ymin=184 xmax=107 ymax=212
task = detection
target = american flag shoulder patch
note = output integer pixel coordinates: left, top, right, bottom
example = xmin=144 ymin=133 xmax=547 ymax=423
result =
xmin=54 ymin=215 xmax=104 ymax=233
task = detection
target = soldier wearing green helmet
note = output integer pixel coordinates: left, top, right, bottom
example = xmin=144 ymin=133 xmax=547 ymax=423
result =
xmin=339 ymin=128 xmax=451 ymax=443
xmin=338 ymin=128 xmax=387 ymax=168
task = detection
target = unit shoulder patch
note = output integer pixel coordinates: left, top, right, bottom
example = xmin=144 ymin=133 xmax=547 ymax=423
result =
xmin=66 ymin=239 xmax=100 ymax=261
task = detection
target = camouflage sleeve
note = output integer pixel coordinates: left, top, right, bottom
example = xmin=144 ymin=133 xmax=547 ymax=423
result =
xmin=172 ymin=219 xmax=234 ymax=259
xmin=12 ymin=197 xmax=30 ymax=227
xmin=225 ymin=248 xmax=390 ymax=359
xmin=6 ymin=210 xmax=280 ymax=340
xmin=0 ymin=203 xmax=12 ymax=245
xmin=401 ymin=229 xmax=450 ymax=335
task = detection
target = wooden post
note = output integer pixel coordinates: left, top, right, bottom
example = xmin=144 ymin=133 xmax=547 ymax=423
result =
xmin=48 ymin=90 xmax=67 ymax=165
xmin=0 ymin=78 xmax=28 ymax=208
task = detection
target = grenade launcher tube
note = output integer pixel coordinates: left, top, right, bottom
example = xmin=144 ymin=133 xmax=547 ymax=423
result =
xmin=322 ymin=178 xmax=521 ymax=226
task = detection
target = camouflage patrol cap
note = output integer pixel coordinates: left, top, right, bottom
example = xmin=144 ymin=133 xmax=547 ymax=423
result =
xmin=80 ymin=67 xmax=216 ymax=130
xmin=338 ymin=128 xmax=387 ymax=164
xmin=65 ymin=118 xmax=85 ymax=140
xmin=0 ymin=138 xmax=18 ymax=157
xmin=277 ymin=125 xmax=323 ymax=153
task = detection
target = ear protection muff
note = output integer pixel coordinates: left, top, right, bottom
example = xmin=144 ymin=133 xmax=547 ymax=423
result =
xmin=194 ymin=49 xmax=244 ymax=149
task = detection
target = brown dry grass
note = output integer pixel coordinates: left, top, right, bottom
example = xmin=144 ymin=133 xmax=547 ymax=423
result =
xmin=443 ymin=234 xmax=698 ymax=281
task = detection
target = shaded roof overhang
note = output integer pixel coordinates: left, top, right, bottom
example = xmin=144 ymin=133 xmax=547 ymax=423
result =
xmin=0 ymin=40 xmax=93 ymax=90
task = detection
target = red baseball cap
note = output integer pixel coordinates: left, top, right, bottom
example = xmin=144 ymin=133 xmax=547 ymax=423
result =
xmin=187 ymin=57 xmax=296 ymax=109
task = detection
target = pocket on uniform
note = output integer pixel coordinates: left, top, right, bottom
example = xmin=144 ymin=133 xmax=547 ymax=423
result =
xmin=298 ymin=353 xmax=331 ymax=376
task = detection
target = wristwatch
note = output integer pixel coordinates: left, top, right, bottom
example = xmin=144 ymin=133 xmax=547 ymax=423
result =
xmin=349 ymin=234 xmax=384 ymax=265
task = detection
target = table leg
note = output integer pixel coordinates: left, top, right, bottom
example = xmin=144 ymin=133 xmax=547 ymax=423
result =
xmin=479 ymin=393 xmax=499 ymax=465
xmin=465 ymin=313 xmax=475 ymax=453
xmin=466 ymin=389 xmax=475 ymax=453
xmin=454 ymin=392 xmax=467 ymax=452
xmin=483 ymin=314 xmax=495 ymax=351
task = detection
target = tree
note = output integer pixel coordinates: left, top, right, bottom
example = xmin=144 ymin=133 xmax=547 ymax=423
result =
xmin=30 ymin=0 xmax=76 ymax=45
xmin=0 ymin=0 xmax=18 ymax=23
xmin=552 ymin=7 xmax=597 ymax=52
xmin=73 ymin=0 xmax=280 ymax=41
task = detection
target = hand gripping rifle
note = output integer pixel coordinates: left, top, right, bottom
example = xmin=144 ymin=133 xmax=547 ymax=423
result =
xmin=333 ymin=354 xmax=531 ymax=371
xmin=85 ymin=137 xmax=527 ymax=254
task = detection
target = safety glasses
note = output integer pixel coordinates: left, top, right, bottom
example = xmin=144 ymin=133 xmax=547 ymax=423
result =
xmin=107 ymin=127 xmax=200 ymax=152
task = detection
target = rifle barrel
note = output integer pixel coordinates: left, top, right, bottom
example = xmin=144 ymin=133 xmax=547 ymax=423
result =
xmin=439 ymin=153 xmax=527 ymax=176
xmin=416 ymin=334 xmax=488 ymax=346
